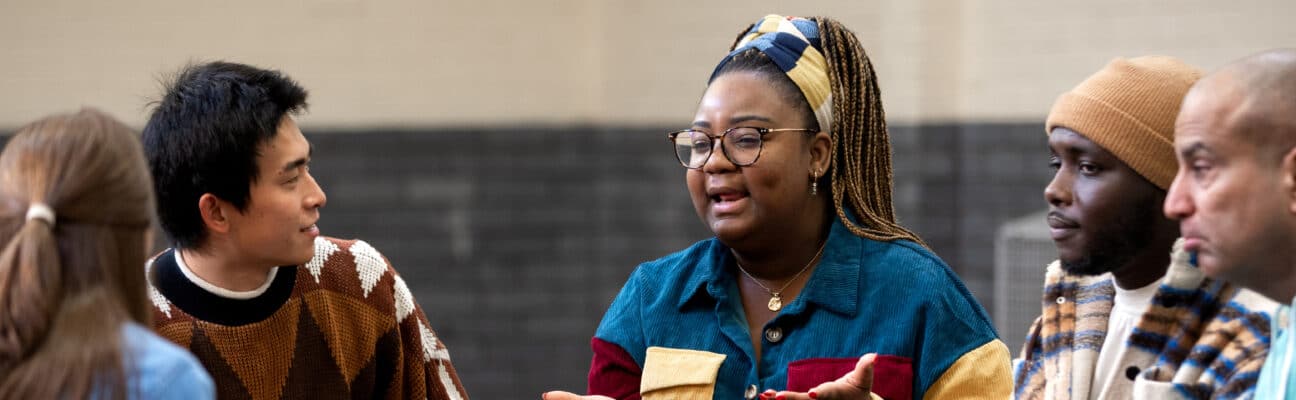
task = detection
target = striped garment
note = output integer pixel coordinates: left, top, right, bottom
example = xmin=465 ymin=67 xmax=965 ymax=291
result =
xmin=712 ymin=14 xmax=833 ymax=137
xmin=1013 ymin=239 xmax=1279 ymax=399
xmin=146 ymin=237 xmax=468 ymax=400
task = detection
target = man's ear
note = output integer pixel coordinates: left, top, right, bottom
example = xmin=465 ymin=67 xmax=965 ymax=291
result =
xmin=198 ymin=193 xmax=232 ymax=234
xmin=1283 ymin=146 xmax=1296 ymax=215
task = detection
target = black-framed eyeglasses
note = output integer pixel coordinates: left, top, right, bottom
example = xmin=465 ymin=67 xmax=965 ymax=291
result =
xmin=667 ymin=127 xmax=818 ymax=169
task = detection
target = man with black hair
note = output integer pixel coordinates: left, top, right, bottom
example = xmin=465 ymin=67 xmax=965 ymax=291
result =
xmin=142 ymin=61 xmax=468 ymax=399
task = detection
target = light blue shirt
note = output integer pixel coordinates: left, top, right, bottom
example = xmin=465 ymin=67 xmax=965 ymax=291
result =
xmin=1256 ymin=299 xmax=1296 ymax=399
xmin=120 ymin=322 xmax=215 ymax=399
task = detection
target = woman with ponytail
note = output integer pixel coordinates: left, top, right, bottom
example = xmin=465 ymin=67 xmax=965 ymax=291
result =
xmin=548 ymin=15 xmax=1010 ymax=400
xmin=0 ymin=108 xmax=213 ymax=399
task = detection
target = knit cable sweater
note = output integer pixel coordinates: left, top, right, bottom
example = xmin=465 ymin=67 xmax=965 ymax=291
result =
xmin=146 ymin=236 xmax=468 ymax=400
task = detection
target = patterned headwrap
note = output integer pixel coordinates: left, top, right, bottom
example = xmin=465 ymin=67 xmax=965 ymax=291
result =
xmin=711 ymin=14 xmax=833 ymax=136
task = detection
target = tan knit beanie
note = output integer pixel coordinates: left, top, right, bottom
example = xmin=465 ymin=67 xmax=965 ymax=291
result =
xmin=1045 ymin=56 xmax=1202 ymax=190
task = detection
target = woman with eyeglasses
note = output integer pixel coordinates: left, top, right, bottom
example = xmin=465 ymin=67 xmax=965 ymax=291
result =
xmin=547 ymin=15 xmax=1010 ymax=400
xmin=0 ymin=109 xmax=214 ymax=399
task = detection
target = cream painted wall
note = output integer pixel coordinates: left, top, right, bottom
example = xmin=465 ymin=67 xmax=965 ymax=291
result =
xmin=0 ymin=0 xmax=604 ymax=128
xmin=1 ymin=0 xmax=1293 ymax=129
xmin=957 ymin=1 xmax=1296 ymax=123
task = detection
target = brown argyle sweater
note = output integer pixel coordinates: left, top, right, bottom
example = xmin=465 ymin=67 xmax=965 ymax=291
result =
xmin=145 ymin=236 xmax=468 ymax=400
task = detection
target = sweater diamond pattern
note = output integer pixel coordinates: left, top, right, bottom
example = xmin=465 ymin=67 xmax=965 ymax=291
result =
xmin=395 ymin=274 xmax=416 ymax=321
xmin=351 ymin=240 xmax=385 ymax=297
xmin=147 ymin=237 xmax=470 ymax=399
xmin=307 ymin=237 xmax=340 ymax=283
xmin=146 ymin=260 xmax=173 ymax=318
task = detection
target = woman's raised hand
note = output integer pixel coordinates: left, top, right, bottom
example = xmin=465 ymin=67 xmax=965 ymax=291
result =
xmin=541 ymin=391 xmax=614 ymax=400
xmin=762 ymin=354 xmax=876 ymax=400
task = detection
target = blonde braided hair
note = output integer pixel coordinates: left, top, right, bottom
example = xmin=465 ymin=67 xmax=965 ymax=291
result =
xmin=812 ymin=17 xmax=924 ymax=246
xmin=717 ymin=16 xmax=924 ymax=246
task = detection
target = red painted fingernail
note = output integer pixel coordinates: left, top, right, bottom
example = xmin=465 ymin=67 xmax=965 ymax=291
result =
xmin=809 ymin=391 xmax=818 ymax=399
xmin=776 ymin=396 xmax=785 ymax=400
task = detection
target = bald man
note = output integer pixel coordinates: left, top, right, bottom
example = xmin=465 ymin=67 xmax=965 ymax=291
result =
xmin=1164 ymin=49 xmax=1296 ymax=398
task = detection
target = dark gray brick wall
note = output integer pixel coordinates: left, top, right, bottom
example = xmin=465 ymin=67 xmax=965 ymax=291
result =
xmin=0 ymin=123 xmax=1053 ymax=399
xmin=889 ymin=124 xmax=1055 ymax=325
xmin=305 ymin=128 xmax=709 ymax=398
xmin=303 ymin=124 xmax=1052 ymax=399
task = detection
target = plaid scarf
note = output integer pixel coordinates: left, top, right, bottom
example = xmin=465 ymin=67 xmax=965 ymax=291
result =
xmin=1014 ymin=240 xmax=1279 ymax=399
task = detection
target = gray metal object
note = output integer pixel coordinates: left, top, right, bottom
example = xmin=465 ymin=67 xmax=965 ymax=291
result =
xmin=993 ymin=210 xmax=1056 ymax=354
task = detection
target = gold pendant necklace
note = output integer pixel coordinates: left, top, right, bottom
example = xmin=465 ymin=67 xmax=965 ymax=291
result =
xmin=767 ymin=295 xmax=784 ymax=312
xmin=736 ymin=239 xmax=828 ymax=312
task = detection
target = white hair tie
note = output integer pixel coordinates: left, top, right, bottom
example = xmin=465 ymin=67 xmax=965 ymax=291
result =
xmin=26 ymin=203 xmax=55 ymax=226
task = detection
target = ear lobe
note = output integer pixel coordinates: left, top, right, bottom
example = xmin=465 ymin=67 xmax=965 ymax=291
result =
xmin=197 ymin=193 xmax=231 ymax=234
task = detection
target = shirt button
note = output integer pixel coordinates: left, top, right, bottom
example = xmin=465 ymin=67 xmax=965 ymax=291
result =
xmin=745 ymin=384 xmax=759 ymax=399
xmin=764 ymin=326 xmax=784 ymax=343
xmin=1056 ymin=296 xmax=1066 ymax=304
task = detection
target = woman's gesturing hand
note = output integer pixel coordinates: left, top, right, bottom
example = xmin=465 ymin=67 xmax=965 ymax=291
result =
xmin=763 ymin=354 xmax=876 ymax=400
xmin=541 ymin=391 xmax=614 ymax=400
